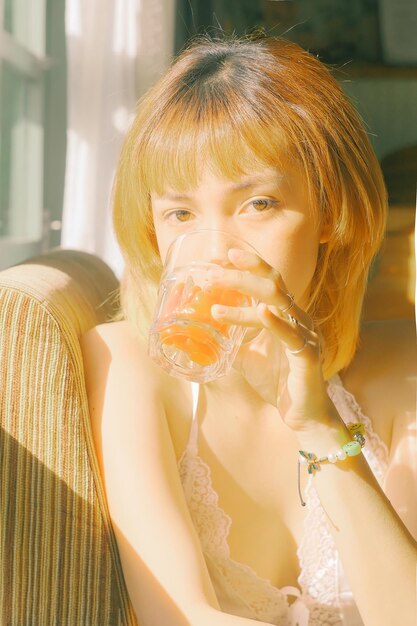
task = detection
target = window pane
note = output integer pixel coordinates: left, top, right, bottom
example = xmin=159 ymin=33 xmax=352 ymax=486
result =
xmin=3 ymin=0 xmax=46 ymax=56
xmin=0 ymin=61 xmax=44 ymax=240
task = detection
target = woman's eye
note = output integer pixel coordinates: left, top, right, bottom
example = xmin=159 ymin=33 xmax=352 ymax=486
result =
xmin=164 ymin=199 xmax=279 ymax=223
xmin=247 ymin=199 xmax=279 ymax=213
xmin=165 ymin=210 xmax=192 ymax=223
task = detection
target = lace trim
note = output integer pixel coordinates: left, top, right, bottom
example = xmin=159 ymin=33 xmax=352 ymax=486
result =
xmin=178 ymin=374 xmax=388 ymax=626
xmin=178 ymin=447 xmax=232 ymax=557
xmin=179 ymin=447 xmax=298 ymax=624
xmin=178 ymin=444 xmax=343 ymax=625
xmin=206 ymin=552 xmax=294 ymax=625
xmin=296 ymin=477 xmax=340 ymax=607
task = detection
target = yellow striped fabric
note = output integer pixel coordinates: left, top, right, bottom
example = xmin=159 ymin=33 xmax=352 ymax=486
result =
xmin=0 ymin=249 xmax=139 ymax=626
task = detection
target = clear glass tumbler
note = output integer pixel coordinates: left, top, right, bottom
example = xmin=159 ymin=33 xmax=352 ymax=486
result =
xmin=148 ymin=229 xmax=261 ymax=383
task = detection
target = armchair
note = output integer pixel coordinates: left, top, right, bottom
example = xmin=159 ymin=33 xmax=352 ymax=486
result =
xmin=0 ymin=249 xmax=138 ymax=626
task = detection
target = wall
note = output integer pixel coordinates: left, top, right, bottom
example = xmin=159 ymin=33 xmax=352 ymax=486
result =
xmin=341 ymin=77 xmax=417 ymax=160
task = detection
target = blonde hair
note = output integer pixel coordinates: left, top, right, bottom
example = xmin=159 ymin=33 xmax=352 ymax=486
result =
xmin=112 ymin=34 xmax=387 ymax=380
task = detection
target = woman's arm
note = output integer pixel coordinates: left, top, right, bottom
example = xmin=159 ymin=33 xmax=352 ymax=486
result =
xmin=206 ymin=253 xmax=416 ymax=625
xmin=385 ymin=405 xmax=417 ymax=540
xmin=383 ymin=320 xmax=417 ymax=541
xmin=340 ymin=319 xmax=417 ymax=542
xmin=295 ymin=365 xmax=416 ymax=626
xmin=80 ymin=322 xmax=274 ymax=626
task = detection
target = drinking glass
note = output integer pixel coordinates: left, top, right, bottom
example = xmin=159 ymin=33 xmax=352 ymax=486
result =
xmin=148 ymin=229 xmax=261 ymax=383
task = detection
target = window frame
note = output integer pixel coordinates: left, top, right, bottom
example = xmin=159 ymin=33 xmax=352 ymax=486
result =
xmin=0 ymin=0 xmax=66 ymax=270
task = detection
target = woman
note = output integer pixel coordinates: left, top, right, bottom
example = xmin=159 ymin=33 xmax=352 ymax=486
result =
xmin=80 ymin=35 xmax=416 ymax=626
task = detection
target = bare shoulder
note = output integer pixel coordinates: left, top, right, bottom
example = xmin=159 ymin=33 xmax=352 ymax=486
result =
xmin=340 ymin=319 xmax=416 ymax=449
xmin=79 ymin=321 xmax=159 ymax=482
xmin=79 ymin=320 xmax=192 ymax=460
xmin=80 ymin=320 xmax=168 ymax=392
xmin=81 ymin=319 xmax=148 ymax=361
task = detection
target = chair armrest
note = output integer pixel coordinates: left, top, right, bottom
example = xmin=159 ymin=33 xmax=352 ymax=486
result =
xmin=0 ymin=249 xmax=138 ymax=626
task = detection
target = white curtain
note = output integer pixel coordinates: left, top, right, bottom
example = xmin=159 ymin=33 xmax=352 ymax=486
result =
xmin=62 ymin=0 xmax=176 ymax=278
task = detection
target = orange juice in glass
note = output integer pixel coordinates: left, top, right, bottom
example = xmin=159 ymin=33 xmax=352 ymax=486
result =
xmin=148 ymin=230 xmax=260 ymax=383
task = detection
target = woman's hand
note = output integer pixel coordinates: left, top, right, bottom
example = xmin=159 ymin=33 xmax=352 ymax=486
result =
xmin=209 ymin=247 xmax=336 ymax=433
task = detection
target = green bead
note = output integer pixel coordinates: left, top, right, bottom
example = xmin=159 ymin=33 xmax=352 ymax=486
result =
xmin=342 ymin=441 xmax=362 ymax=456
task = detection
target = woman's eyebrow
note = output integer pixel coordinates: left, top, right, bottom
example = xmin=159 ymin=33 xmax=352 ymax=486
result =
xmin=227 ymin=175 xmax=283 ymax=191
xmin=157 ymin=174 xmax=284 ymax=201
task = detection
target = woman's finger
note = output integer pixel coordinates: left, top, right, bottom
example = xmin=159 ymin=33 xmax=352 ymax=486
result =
xmin=207 ymin=250 xmax=313 ymax=330
xmin=211 ymin=302 xmax=262 ymax=327
xmin=259 ymin=303 xmax=320 ymax=356
xmin=211 ymin=301 xmax=319 ymax=356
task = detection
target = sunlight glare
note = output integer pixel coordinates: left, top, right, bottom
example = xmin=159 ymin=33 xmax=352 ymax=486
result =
xmin=66 ymin=0 xmax=82 ymax=38
xmin=112 ymin=106 xmax=135 ymax=134
xmin=113 ymin=0 xmax=138 ymax=59
xmin=63 ymin=130 xmax=90 ymax=244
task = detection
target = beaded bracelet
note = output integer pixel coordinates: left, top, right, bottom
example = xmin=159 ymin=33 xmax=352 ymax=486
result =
xmin=297 ymin=422 xmax=366 ymax=506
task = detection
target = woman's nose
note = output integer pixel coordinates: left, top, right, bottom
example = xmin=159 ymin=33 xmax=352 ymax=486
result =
xmin=198 ymin=227 xmax=241 ymax=268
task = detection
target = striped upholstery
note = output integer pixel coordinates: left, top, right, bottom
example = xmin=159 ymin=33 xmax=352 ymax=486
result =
xmin=0 ymin=249 xmax=139 ymax=626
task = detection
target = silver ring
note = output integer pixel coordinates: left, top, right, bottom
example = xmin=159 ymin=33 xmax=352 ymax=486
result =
xmin=288 ymin=337 xmax=309 ymax=355
xmin=288 ymin=314 xmax=298 ymax=326
xmin=280 ymin=292 xmax=295 ymax=313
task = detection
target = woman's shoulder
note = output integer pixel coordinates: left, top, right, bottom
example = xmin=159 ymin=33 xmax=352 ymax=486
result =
xmin=339 ymin=319 xmax=416 ymax=449
xmin=79 ymin=321 xmax=191 ymax=452
xmin=80 ymin=320 xmax=150 ymax=379
xmin=80 ymin=320 xmax=174 ymax=389
xmin=81 ymin=319 xmax=145 ymax=351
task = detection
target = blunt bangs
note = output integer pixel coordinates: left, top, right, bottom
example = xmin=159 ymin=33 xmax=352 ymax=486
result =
xmin=136 ymin=81 xmax=300 ymax=199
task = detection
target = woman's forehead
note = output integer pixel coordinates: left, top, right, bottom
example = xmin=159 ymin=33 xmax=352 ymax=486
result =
xmin=150 ymin=160 xmax=302 ymax=198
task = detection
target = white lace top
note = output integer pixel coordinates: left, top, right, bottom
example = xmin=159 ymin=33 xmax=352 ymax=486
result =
xmin=178 ymin=374 xmax=390 ymax=626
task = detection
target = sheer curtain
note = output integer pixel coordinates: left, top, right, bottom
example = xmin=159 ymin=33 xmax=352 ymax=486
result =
xmin=62 ymin=0 xmax=176 ymax=278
